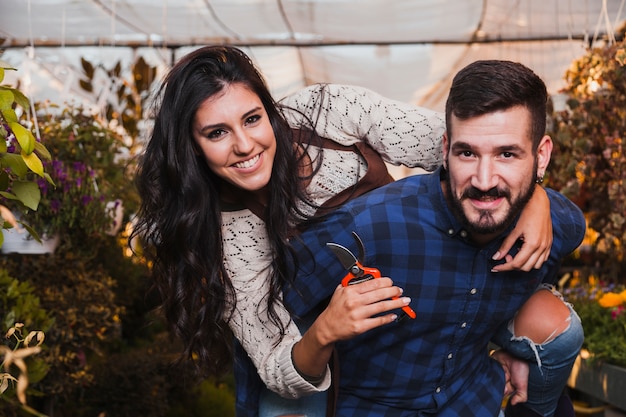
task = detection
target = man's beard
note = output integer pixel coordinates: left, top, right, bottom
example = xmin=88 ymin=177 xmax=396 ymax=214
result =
xmin=445 ymin=175 xmax=537 ymax=236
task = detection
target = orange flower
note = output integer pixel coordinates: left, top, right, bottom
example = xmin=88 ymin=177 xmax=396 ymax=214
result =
xmin=620 ymin=289 xmax=626 ymax=302
xmin=598 ymin=292 xmax=625 ymax=308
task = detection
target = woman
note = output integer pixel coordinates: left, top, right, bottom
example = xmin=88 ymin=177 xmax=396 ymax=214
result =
xmin=132 ymin=46 xmax=552 ymax=405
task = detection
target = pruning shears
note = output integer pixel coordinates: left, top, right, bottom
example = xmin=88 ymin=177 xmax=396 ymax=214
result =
xmin=326 ymin=231 xmax=416 ymax=320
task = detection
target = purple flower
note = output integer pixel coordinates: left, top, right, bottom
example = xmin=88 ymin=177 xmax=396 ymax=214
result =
xmin=50 ymin=199 xmax=61 ymax=213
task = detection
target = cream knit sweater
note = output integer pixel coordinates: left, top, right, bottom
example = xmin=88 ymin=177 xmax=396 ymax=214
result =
xmin=223 ymin=84 xmax=444 ymax=398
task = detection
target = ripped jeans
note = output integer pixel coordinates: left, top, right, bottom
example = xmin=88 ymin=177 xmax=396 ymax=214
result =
xmin=492 ymin=284 xmax=584 ymax=417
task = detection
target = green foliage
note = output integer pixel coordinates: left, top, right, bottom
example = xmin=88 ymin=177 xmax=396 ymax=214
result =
xmin=0 ymin=251 xmax=124 ymax=411
xmin=0 ymin=60 xmax=53 ymax=244
xmin=0 ymin=269 xmax=53 ymax=333
xmin=0 ymin=269 xmax=52 ymax=416
xmin=547 ymin=31 xmax=626 ymax=284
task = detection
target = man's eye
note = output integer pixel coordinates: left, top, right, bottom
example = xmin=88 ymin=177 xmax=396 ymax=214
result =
xmin=502 ymin=152 xmax=514 ymax=158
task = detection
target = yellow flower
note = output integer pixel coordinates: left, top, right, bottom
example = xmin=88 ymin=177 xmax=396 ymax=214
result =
xmin=598 ymin=292 xmax=625 ymax=308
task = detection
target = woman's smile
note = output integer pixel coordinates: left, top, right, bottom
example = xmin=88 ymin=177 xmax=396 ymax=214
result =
xmin=233 ymin=152 xmax=262 ymax=170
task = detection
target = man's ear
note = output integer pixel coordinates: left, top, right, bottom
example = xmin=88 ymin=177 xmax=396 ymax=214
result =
xmin=536 ymin=134 xmax=553 ymax=178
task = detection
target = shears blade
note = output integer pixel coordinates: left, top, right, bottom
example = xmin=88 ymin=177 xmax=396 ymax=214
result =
xmin=326 ymin=242 xmax=359 ymax=272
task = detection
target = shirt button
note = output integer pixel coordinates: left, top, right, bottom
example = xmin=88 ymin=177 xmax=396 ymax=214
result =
xmin=460 ymin=230 xmax=468 ymax=238
xmin=470 ymin=288 xmax=477 ymax=295
xmin=447 ymin=228 xmax=454 ymax=236
xmin=436 ymin=387 xmax=441 ymax=393
xmin=461 ymin=322 xmax=467 ymax=328
xmin=447 ymin=353 xmax=453 ymax=359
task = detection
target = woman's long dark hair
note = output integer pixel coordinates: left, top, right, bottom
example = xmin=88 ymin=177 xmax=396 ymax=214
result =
xmin=131 ymin=45 xmax=316 ymax=376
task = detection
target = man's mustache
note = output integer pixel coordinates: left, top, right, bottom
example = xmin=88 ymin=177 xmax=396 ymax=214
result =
xmin=462 ymin=186 xmax=510 ymax=200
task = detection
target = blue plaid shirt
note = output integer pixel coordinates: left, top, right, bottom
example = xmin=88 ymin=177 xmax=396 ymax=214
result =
xmin=279 ymin=168 xmax=585 ymax=417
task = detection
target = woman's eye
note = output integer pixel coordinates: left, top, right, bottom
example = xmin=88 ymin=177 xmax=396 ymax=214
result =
xmin=207 ymin=129 xmax=226 ymax=140
xmin=245 ymin=114 xmax=261 ymax=125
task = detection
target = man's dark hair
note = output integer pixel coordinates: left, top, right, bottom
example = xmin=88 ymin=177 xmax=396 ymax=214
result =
xmin=445 ymin=60 xmax=548 ymax=151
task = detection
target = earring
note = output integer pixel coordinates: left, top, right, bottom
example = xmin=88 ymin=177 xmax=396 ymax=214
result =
xmin=536 ymin=175 xmax=544 ymax=184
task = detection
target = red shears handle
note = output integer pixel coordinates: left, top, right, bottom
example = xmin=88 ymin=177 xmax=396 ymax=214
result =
xmin=341 ymin=261 xmax=381 ymax=286
xmin=341 ymin=262 xmax=416 ymax=320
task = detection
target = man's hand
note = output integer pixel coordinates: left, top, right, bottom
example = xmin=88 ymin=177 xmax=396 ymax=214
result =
xmin=491 ymin=349 xmax=529 ymax=405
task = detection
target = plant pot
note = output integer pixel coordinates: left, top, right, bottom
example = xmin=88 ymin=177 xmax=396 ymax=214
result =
xmin=567 ymin=352 xmax=626 ymax=411
xmin=1 ymin=227 xmax=59 ymax=255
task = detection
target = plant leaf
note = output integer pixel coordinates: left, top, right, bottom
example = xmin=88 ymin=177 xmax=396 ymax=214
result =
xmin=21 ymin=150 xmax=45 ymax=177
xmin=0 ymin=89 xmax=14 ymax=111
xmin=8 ymin=122 xmax=35 ymax=154
xmin=34 ymin=141 xmax=52 ymax=161
xmin=1 ymin=153 xmax=29 ymax=176
xmin=11 ymin=181 xmax=41 ymax=210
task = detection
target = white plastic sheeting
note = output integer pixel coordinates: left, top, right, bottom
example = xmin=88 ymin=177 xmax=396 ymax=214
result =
xmin=1 ymin=0 xmax=624 ymax=111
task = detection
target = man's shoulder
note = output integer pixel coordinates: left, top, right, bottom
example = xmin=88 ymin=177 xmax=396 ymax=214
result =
xmin=545 ymin=187 xmax=586 ymax=251
xmin=347 ymin=172 xmax=437 ymax=208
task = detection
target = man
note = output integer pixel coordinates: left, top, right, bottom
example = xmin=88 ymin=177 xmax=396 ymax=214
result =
xmin=282 ymin=60 xmax=586 ymax=417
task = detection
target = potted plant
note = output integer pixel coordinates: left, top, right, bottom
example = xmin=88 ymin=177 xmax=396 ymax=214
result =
xmin=6 ymin=103 xmax=134 ymax=254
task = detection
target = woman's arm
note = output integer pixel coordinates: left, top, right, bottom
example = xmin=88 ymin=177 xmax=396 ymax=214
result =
xmin=279 ymin=84 xmax=445 ymax=171
xmin=224 ymin=210 xmax=408 ymax=397
xmin=223 ymin=211 xmax=327 ymax=398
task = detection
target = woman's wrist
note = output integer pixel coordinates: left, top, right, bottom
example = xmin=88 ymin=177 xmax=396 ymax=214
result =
xmin=291 ymin=345 xmax=326 ymax=385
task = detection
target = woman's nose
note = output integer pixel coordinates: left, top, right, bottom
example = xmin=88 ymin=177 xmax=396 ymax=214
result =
xmin=233 ymin=131 xmax=254 ymax=154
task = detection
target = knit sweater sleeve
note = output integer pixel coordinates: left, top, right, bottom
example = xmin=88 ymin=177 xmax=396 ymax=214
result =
xmin=279 ymin=83 xmax=445 ymax=171
xmin=222 ymin=210 xmax=331 ymax=398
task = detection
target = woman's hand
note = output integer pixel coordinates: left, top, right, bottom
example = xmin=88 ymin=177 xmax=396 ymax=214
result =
xmin=492 ymin=186 xmax=552 ymax=272
xmin=292 ymin=277 xmax=410 ymax=379
xmin=316 ymin=277 xmax=409 ymax=343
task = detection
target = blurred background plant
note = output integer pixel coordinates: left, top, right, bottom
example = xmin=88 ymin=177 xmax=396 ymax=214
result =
xmin=562 ymin=271 xmax=626 ymax=368
xmin=0 ymin=268 xmax=52 ymax=417
xmin=547 ymin=26 xmax=626 ymax=286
